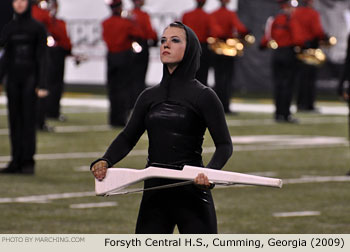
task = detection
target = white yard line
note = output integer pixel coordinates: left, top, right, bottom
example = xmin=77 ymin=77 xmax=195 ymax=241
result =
xmin=70 ymin=202 xmax=117 ymax=209
xmin=230 ymin=103 xmax=348 ymax=115
xmin=283 ymin=176 xmax=350 ymax=184
xmin=0 ymin=192 xmax=95 ymax=204
xmin=74 ymin=166 xmax=91 ymax=172
xmin=0 ymin=108 xmax=106 ymax=116
xmin=0 ymin=116 xmax=347 ymax=136
xmin=0 ymin=125 xmax=114 ymax=135
xmin=53 ymin=125 xmax=112 ymax=133
xmin=1 ymin=96 xmax=347 ymax=115
xmin=273 ymin=211 xmax=321 ymax=218
xmin=226 ymin=117 xmax=347 ymax=126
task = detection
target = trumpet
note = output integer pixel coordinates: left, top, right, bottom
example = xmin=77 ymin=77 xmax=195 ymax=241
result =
xmin=207 ymin=34 xmax=255 ymax=57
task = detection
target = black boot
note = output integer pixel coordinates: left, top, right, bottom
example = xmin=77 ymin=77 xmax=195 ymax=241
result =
xmin=0 ymin=162 xmax=21 ymax=174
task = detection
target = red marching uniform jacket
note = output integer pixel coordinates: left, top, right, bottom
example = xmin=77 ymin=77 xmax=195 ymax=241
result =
xmin=132 ymin=8 xmax=157 ymax=42
xmin=182 ymin=8 xmax=222 ymax=43
xmin=102 ymin=16 xmax=143 ymax=53
xmin=31 ymin=5 xmax=51 ymax=27
xmin=48 ymin=18 xmax=72 ymax=51
xmin=292 ymin=6 xmax=326 ymax=45
xmin=260 ymin=13 xmax=303 ymax=48
xmin=210 ymin=7 xmax=248 ymax=39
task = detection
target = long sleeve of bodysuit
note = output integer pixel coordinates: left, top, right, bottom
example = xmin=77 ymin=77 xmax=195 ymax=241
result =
xmin=196 ymin=87 xmax=233 ymax=169
xmin=96 ymin=91 xmax=148 ymax=167
xmin=36 ymin=22 xmax=48 ymax=89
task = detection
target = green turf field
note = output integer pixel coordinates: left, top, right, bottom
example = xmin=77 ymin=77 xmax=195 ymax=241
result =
xmin=1 ymin=96 xmax=350 ymax=234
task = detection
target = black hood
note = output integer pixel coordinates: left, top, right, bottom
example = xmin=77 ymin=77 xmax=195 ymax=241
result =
xmin=161 ymin=22 xmax=202 ymax=83
xmin=13 ymin=0 xmax=32 ymax=20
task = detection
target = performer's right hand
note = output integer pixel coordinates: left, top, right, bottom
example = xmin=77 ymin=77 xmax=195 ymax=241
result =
xmin=91 ymin=160 xmax=108 ymax=181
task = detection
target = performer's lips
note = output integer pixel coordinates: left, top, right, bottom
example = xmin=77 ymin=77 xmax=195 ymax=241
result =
xmin=162 ymin=51 xmax=170 ymax=55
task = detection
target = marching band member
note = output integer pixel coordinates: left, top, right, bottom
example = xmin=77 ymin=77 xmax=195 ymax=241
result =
xmin=293 ymin=0 xmax=327 ymax=112
xmin=0 ymin=0 xmax=47 ymax=174
xmin=260 ymin=0 xmax=302 ymax=123
xmin=91 ymin=22 xmax=232 ymax=233
xmin=182 ymin=0 xmax=221 ymax=85
xmin=210 ymin=0 xmax=250 ymax=113
xmin=45 ymin=0 xmax=72 ymax=121
xmin=130 ymin=0 xmax=158 ymax=108
xmin=31 ymin=0 xmax=52 ymax=131
xmin=102 ymin=0 xmax=143 ymax=127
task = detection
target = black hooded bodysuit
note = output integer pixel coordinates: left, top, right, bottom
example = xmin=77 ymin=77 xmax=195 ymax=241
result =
xmin=92 ymin=22 xmax=233 ymax=233
xmin=0 ymin=1 xmax=47 ymax=173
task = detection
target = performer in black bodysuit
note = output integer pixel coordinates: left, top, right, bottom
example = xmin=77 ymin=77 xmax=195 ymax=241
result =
xmin=0 ymin=0 xmax=47 ymax=174
xmin=91 ymin=22 xmax=233 ymax=234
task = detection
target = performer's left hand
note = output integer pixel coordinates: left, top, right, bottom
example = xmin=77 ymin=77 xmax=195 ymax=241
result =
xmin=36 ymin=88 xmax=49 ymax=98
xmin=194 ymin=173 xmax=211 ymax=189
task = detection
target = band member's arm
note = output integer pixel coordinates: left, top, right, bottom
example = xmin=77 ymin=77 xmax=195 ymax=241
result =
xmin=0 ymin=24 xmax=9 ymax=82
xmin=196 ymin=87 xmax=233 ymax=170
xmin=101 ymin=19 xmax=114 ymax=51
xmin=310 ymin=10 xmax=326 ymax=41
xmin=259 ymin=31 xmax=269 ymax=50
xmin=35 ymin=23 xmax=48 ymax=90
xmin=91 ymin=89 xmax=149 ymax=170
xmin=48 ymin=19 xmax=72 ymax=53
xmin=230 ymin=11 xmax=249 ymax=36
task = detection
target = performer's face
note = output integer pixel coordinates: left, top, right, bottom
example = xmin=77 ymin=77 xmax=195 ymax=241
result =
xmin=13 ymin=0 xmax=28 ymax=14
xmin=160 ymin=27 xmax=187 ymax=68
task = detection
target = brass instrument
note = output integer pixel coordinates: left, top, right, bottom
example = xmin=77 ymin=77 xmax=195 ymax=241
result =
xmin=267 ymin=39 xmax=279 ymax=50
xmin=36 ymin=0 xmax=51 ymax=10
xmin=207 ymin=34 xmax=255 ymax=57
xmin=295 ymin=36 xmax=337 ymax=66
xmin=295 ymin=47 xmax=327 ymax=66
xmin=266 ymin=36 xmax=337 ymax=66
